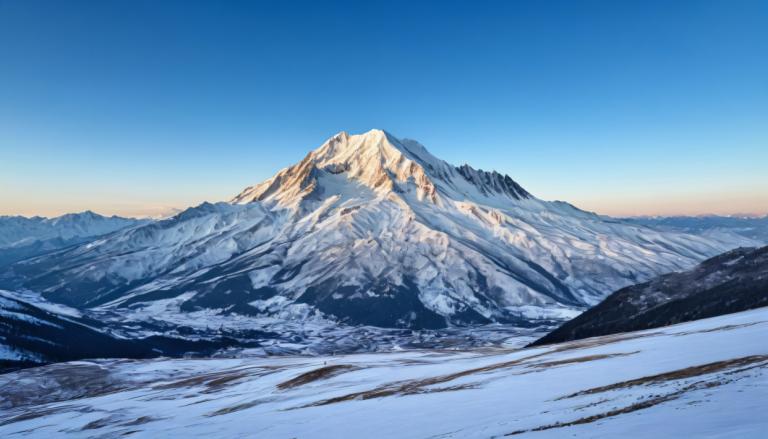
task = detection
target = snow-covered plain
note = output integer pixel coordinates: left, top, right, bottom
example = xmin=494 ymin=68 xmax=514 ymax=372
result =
xmin=2 ymin=307 xmax=766 ymax=438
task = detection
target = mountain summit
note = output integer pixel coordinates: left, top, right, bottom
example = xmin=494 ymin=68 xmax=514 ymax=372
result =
xmin=232 ymin=129 xmax=530 ymax=208
xmin=1 ymin=130 xmax=757 ymax=329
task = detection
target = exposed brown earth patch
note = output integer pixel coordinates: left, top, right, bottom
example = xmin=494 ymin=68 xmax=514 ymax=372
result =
xmin=206 ymin=397 xmax=280 ymax=417
xmin=293 ymin=341 xmax=652 ymax=409
xmin=548 ymin=331 xmax=662 ymax=352
xmin=120 ymin=416 xmax=164 ymax=426
xmin=153 ymin=365 xmax=278 ymax=393
xmin=559 ymin=354 xmax=768 ymax=400
xmin=503 ymin=371 xmax=759 ymax=437
xmin=207 ymin=400 xmax=262 ymax=417
xmin=81 ymin=415 xmax=122 ymax=430
xmin=294 ymin=351 xmax=560 ymax=409
xmin=277 ymin=364 xmax=360 ymax=390
xmin=527 ymin=352 xmax=638 ymax=369
xmin=505 ymin=392 xmax=681 ymax=436
xmin=672 ymin=321 xmax=766 ymax=337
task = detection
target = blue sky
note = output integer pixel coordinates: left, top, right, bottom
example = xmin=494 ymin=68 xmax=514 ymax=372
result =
xmin=1 ymin=0 xmax=766 ymax=217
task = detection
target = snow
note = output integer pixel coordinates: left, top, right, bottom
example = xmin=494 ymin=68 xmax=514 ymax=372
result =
xmin=1 ymin=307 xmax=766 ymax=437
xmin=0 ymin=343 xmax=40 ymax=362
xmin=0 ymin=292 xmax=63 ymax=330
xmin=1 ymin=290 xmax=83 ymax=318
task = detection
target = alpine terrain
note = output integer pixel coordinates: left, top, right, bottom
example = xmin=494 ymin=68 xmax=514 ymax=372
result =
xmin=0 ymin=130 xmax=758 ymax=332
xmin=0 ymin=212 xmax=146 ymax=268
xmin=532 ymin=245 xmax=768 ymax=346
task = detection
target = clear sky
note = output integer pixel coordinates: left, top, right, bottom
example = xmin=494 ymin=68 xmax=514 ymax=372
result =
xmin=1 ymin=0 xmax=766 ymax=218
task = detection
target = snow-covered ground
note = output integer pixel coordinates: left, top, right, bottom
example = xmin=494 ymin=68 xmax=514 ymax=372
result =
xmin=2 ymin=307 xmax=766 ymax=438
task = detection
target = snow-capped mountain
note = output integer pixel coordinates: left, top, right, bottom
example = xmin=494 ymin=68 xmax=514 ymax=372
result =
xmin=0 ymin=211 xmax=147 ymax=267
xmin=1 ymin=130 xmax=759 ymax=328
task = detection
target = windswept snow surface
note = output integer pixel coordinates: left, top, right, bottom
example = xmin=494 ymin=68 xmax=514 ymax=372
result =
xmin=3 ymin=130 xmax=758 ymax=328
xmin=1 ymin=307 xmax=766 ymax=438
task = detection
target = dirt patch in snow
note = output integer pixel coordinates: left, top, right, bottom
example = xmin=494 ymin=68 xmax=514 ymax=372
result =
xmin=294 ymin=350 xmax=560 ymax=408
xmin=277 ymin=364 xmax=359 ymax=390
xmin=504 ymin=363 xmax=768 ymax=437
xmin=153 ymin=365 xmax=281 ymax=393
xmin=671 ymin=321 xmax=766 ymax=337
xmin=527 ymin=352 xmax=639 ymax=369
xmin=559 ymin=354 xmax=768 ymax=399
xmin=207 ymin=401 xmax=263 ymax=417
xmin=294 ymin=343 xmax=648 ymax=409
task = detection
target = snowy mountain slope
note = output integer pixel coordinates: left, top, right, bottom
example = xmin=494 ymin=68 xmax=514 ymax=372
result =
xmin=532 ymin=245 xmax=768 ymax=346
xmin=0 ymin=212 xmax=147 ymax=268
xmin=1 ymin=130 xmax=759 ymax=328
xmin=1 ymin=306 xmax=766 ymax=438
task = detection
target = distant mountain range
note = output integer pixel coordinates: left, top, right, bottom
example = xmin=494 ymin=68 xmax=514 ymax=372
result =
xmin=532 ymin=245 xmax=768 ymax=346
xmin=622 ymin=215 xmax=768 ymax=244
xmin=0 ymin=211 xmax=147 ymax=268
xmin=0 ymin=130 xmax=758 ymax=334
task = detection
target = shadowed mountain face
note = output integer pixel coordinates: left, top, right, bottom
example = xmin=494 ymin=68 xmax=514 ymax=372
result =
xmin=531 ymin=246 xmax=768 ymax=346
xmin=0 ymin=130 xmax=758 ymax=330
xmin=0 ymin=291 xmax=263 ymax=372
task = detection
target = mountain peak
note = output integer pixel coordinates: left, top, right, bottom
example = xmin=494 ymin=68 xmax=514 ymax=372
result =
xmin=232 ymin=129 xmax=533 ymax=206
xmin=312 ymin=129 xmax=441 ymax=167
xmin=314 ymin=129 xmax=418 ymax=157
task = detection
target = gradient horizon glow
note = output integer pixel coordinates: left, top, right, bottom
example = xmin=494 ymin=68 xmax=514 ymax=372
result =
xmin=1 ymin=0 xmax=766 ymax=218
